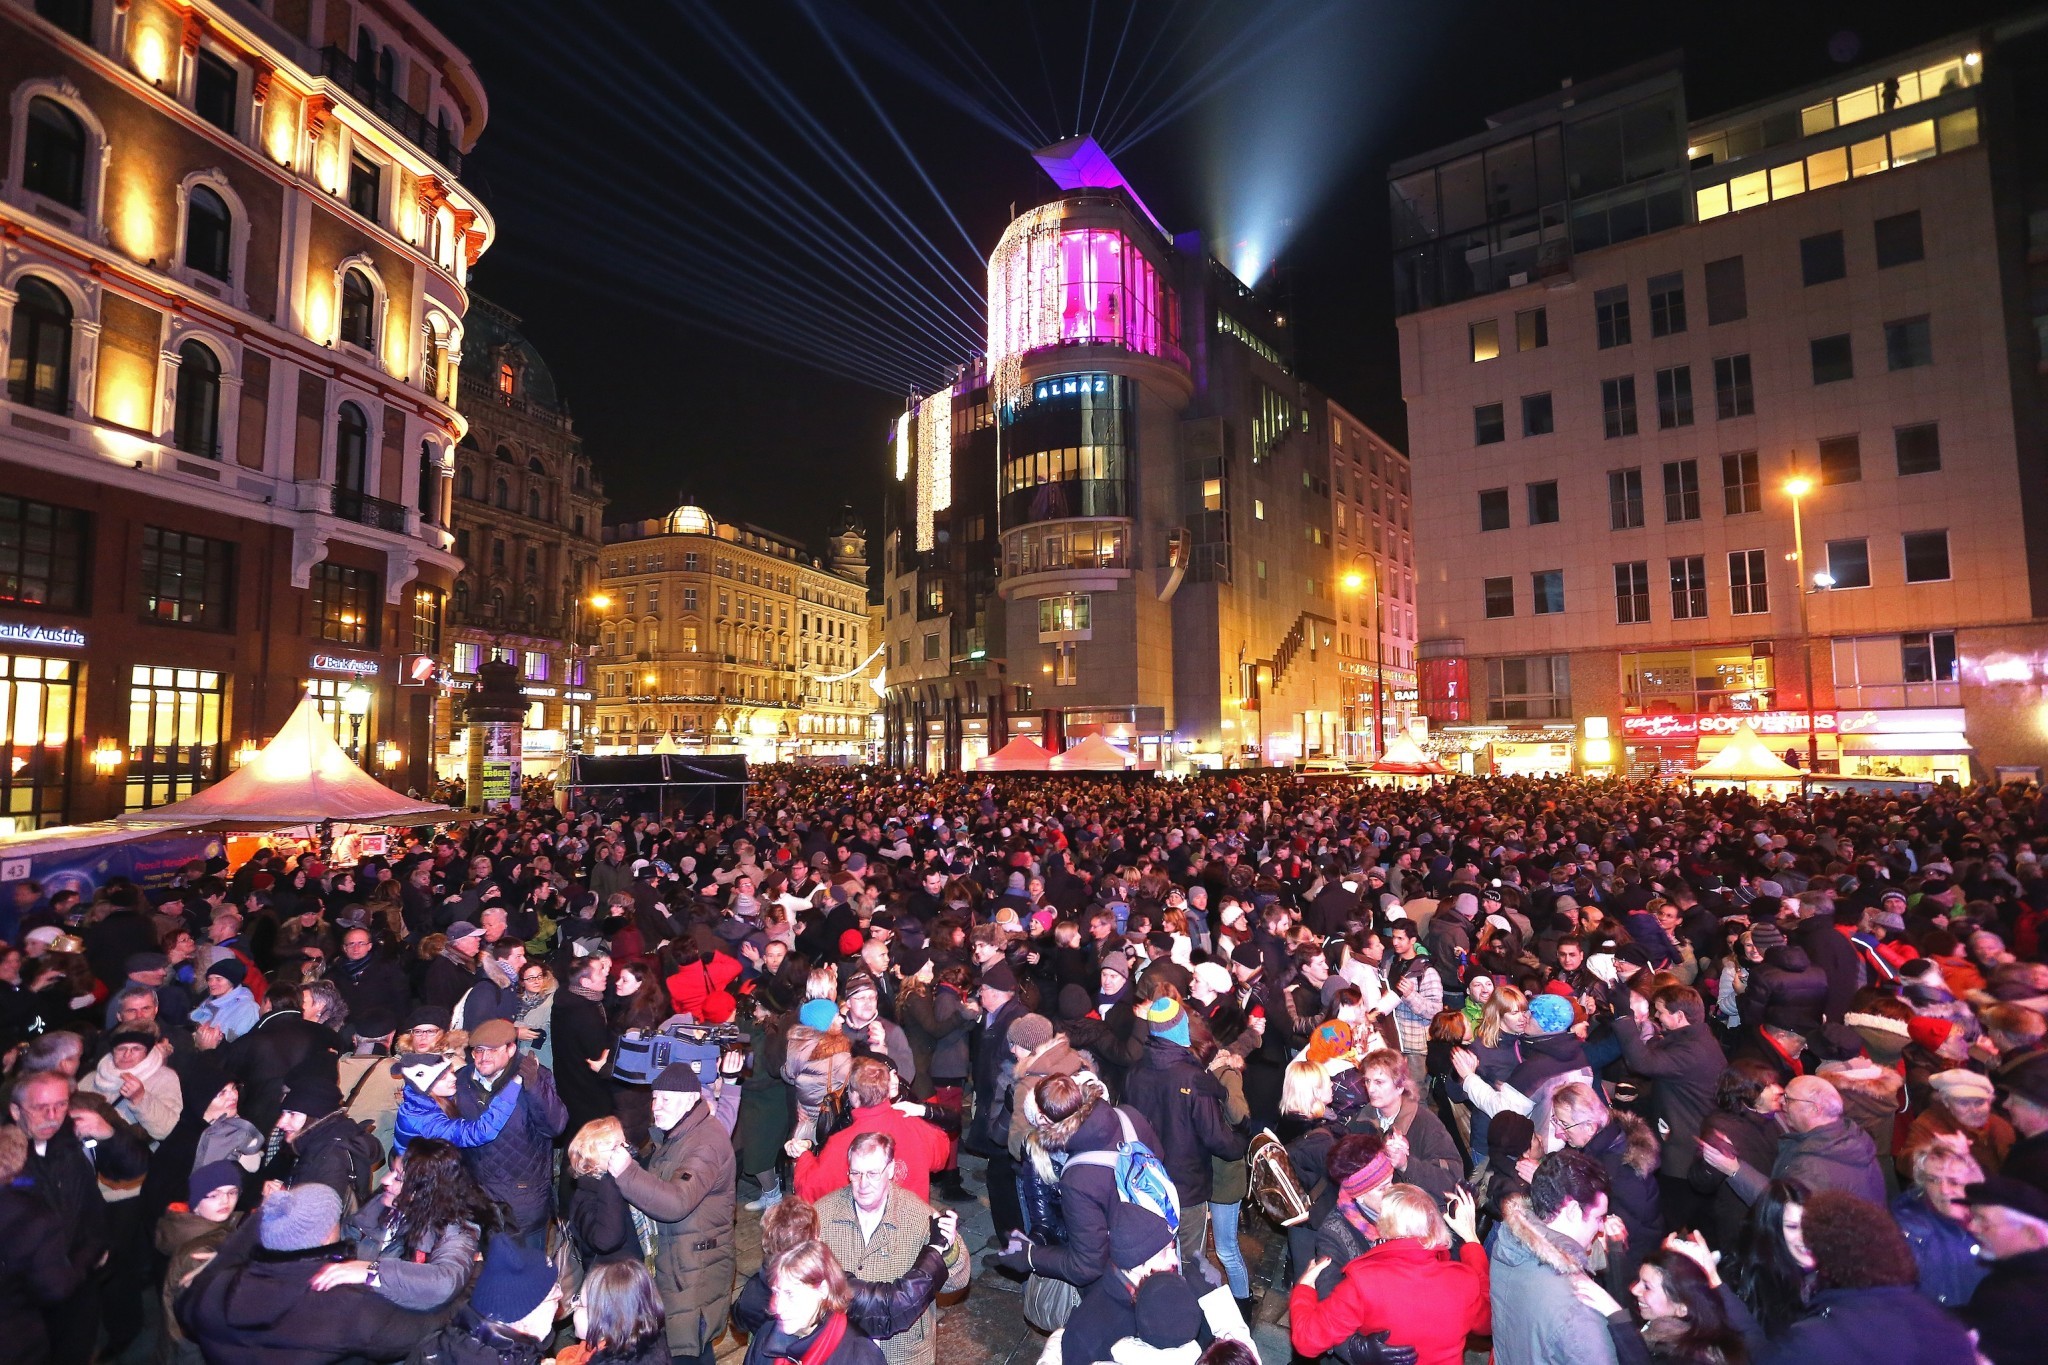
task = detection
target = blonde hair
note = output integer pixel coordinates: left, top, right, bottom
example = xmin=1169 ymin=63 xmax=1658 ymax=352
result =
xmin=1476 ymin=984 xmax=1527 ymax=1048
xmin=1376 ymin=1183 xmax=1450 ymax=1249
xmin=567 ymin=1116 xmax=626 ymax=1177
xmin=767 ymin=1239 xmax=850 ymax=1318
xmin=806 ymin=967 xmax=840 ymax=1001
xmin=1911 ymin=1131 xmax=1984 ymax=1188
xmin=1281 ymin=1059 xmax=1333 ymax=1120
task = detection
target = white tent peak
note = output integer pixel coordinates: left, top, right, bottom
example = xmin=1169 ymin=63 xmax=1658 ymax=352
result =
xmin=981 ymin=736 xmax=1052 ymax=771
xmin=116 ymin=693 xmax=455 ymax=829
xmin=1688 ymin=721 xmax=1806 ymax=782
xmin=1368 ymin=732 xmax=1447 ymax=775
xmin=1051 ymin=733 xmax=1134 ymax=770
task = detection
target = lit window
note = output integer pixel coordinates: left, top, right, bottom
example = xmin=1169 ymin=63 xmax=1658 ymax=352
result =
xmin=498 ymin=363 xmax=516 ymax=396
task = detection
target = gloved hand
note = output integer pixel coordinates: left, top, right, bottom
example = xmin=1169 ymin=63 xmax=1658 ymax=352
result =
xmin=988 ymin=1240 xmax=1034 ymax=1275
xmin=1330 ymin=1330 xmax=1418 ymax=1365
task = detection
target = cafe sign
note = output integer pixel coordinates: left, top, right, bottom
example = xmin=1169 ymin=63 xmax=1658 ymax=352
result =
xmin=1623 ymin=710 xmax=1840 ymax=740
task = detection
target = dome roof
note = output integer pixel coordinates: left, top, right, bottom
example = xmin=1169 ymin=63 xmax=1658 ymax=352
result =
xmin=465 ymin=296 xmax=565 ymax=412
xmin=664 ymin=504 xmax=715 ymax=535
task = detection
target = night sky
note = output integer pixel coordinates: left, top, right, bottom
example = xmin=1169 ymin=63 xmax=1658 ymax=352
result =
xmin=417 ymin=0 xmax=2038 ymax=574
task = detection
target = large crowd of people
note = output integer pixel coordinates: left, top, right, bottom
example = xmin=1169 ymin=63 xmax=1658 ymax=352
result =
xmin=2 ymin=767 xmax=2046 ymax=1365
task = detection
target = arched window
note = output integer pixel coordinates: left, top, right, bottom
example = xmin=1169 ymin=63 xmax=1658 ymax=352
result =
xmin=355 ymin=26 xmax=375 ymax=76
xmin=489 ymin=587 xmax=505 ymax=619
xmin=377 ymin=45 xmax=397 ymax=93
xmin=495 ymin=445 xmax=514 ymax=463
xmin=527 ymin=456 xmax=545 ymax=475
xmin=458 ymin=466 xmax=474 ymax=499
xmin=494 ymin=478 xmax=509 ymax=509
xmin=339 ymin=268 xmax=375 ymax=349
xmin=497 ymin=362 xmax=515 ymax=397
xmin=523 ymin=593 xmax=538 ymax=622
xmin=23 ymin=97 xmax=85 ymax=209
xmin=172 ymin=340 xmax=221 ymax=457
xmin=574 ymin=465 xmax=587 ymax=490
xmin=6 ymin=277 xmax=73 ymax=412
xmin=622 ymin=622 xmax=635 ymax=653
xmin=452 ymin=580 xmax=469 ymax=618
xmin=416 ymin=441 xmax=438 ymax=521
xmin=185 ymin=186 xmax=232 ymax=280
xmin=334 ymin=401 xmax=368 ymax=493
xmin=526 ymin=485 xmax=542 ymax=519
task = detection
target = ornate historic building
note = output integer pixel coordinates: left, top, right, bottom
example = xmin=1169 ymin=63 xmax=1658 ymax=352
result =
xmin=440 ymin=296 xmax=605 ymax=783
xmin=0 ymin=0 xmax=491 ymax=825
xmin=593 ymin=502 xmax=875 ymax=761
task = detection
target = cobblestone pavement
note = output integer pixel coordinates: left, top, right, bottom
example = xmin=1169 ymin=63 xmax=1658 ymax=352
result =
xmin=718 ymin=1158 xmax=1297 ymax=1365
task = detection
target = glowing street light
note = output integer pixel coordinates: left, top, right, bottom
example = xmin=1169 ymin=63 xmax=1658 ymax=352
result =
xmin=1341 ymin=556 xmax=1384 ymax=762
xmin=1784 ymin=471 xmax=1822 ymax=777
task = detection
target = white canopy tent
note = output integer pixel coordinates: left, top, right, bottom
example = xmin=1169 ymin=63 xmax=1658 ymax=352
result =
xmin=115 ymin=693 xmax=457 ymax=831
xmin=1050 ymin=733 xmax=1135 ymax=771
xmin=1687 ymin=721 xmax=1807 ymax=785
xmin=981 ymin=737 xmax=1053 ymax=771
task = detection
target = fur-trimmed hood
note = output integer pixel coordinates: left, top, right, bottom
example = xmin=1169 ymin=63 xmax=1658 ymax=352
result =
xmin=1613 ymin=1111 xmax=1661 ymax=1176
xmin=1496 ymin=1193 xmax=1588 ymax=1276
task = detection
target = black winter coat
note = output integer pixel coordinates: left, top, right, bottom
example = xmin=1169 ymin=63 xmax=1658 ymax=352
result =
xmin=1028 ymin=1101 xmax=1166 ymax=1290
xmin=452 ymin=1057 xmax=568 ymax=1233
xmin=550 ymin=990 xmax=617 ymax=1136
xmin=1612 ymin=1018 xmax=1725 ymax=1178
xmin=0 ymin=1183 xmax=85 ymax=1365
xmin=406 ymin=1307 xmax=544 ymax=1365
xmin=221 ymin=1009 xmax=343 ymax=1135
xmin=329 ymin=955 xmax=411 ymax=1028
xmin=1791 ymin=919 xmax=1865 ymax=1025
xmin=177 ymin=1218 xmax=450 ymax=1365
xmin=1123 ymin=1036 xmax=1247 ymax=1206
xmin=1742 ymin=947 xmax=1829 ymax=1035
xmin=567 ymin=1172 xmax=639 ymax=1266
xmin=23 ymin=1119 xmax=148 ymax=1270
xmin=730 ymin=1238 xmax=950 ymax=1340
xmin=1758 ymin=1283 xmax=1976 ymax=1365
xmin=1579 ymin=1115 xmax=1664 ymax=1290
xmin=1961 ymin=1245 xmax=2048 ymax=1365
xmin=279 ymin=1108 xmax=381 ymax=1209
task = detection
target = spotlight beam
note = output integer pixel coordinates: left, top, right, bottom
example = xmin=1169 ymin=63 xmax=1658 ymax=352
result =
xmin=1097 ymin=0 xmax=1229 ymax=150
xmin=1094 ymin=0 xmax=1184 ymax=150
xmin=1113 ymin=1 xmax=1348 ymax=153
xmin=903 ymin=0 xmax=1051 ymax=145
xmin=825 ymin=0 xmax=1042 ymax=149
xmin=796 ymin=0 xmax=989 ymax=265
xmin=1089 ymin=0 xmax=1142 ymax=136
xmin=1075 ymin=0 xmax=1098 ymax=137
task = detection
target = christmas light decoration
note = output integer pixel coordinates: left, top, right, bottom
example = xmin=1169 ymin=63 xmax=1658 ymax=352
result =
xmin=986 ymin=202 xmax=1065 ymax=414
xmin=895 ymin=408 xmax=911 ymax=481
xmin=913 ymin=386 xmax=953 ymax=552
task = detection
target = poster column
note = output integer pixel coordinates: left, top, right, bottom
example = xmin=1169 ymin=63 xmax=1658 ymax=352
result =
xmin=461 ymin=659 xmax=529 ymax=813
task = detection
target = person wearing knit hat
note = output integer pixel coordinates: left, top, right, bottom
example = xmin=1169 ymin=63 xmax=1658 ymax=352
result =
xmin=1007 ymin=1012 xmax=1055 ymax=1053
xmin=798 ymin=999 xmax=840 ymax=1033
xmin=261 ymin=1182 xmax=345 ymax=1252
xmin=389 ymin=1048 xmax=528 ymax=1156
xmin=429 ymin=1236 xmax=561 ymax=1349
xmin=1526 ymin=991 xmax=1576 ymax=1037
xmin=273 ymin=1058 xmax=380 ymax=1208
xmin=1140 ymin=995 xmax=1190 ymax=1047
xmin=1747 ymin=920 xmax=1787 ymax=954
xmin=980 ymin=960 xmax=1019 ymax=995
xmin=1107 ymin=1203 xmax=1177 ymax=1272
xmin=1189 ymin=960 xmax=1232 ymax=1005
xmin=190 ymin=955 xmax=259 ymax=1042
xmin=187 ymin=1159 xmax=244 ymax=1214
xmin=1305 ymin=1019 xmax=1355 ymax=1067
xmin=1114 ymin=1271 xmax=1204 ymax=1365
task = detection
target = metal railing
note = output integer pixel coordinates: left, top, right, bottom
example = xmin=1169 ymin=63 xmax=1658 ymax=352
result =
xmin=318 ymin=47 xmax=463 ymax=177
xmin=332 ymin=488 xmax=411 ymax=533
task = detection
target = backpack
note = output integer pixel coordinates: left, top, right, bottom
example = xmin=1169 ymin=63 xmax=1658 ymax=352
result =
xmin=1062 ymin=1106 xmax=1181 ymax=1233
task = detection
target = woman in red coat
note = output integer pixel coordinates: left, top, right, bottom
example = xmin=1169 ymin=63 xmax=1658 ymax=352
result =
xmin=1290 ymin=1184 xmax=1490 ymax=1365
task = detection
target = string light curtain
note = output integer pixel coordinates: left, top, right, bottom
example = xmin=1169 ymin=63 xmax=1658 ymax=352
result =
xmin=895 ymin=408 xmax=912 ymax=481
xmin=914 ymin=386 xmax=953 ymax=551
xmin=986 ymin=202 xmax=1065 ymax=415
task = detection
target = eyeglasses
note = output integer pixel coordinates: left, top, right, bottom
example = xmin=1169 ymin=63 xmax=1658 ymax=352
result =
xmin=1552 ymin=1117 xmax=1597 ymax=1135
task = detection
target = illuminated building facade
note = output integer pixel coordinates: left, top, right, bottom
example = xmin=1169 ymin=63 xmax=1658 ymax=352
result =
xmin=1391 ymin=24 xmax=2048 ymax=780
xmin=0 ymin=0 xmax=489 ymax=826
xmin=593 ymin=503 xmax=874 ymax=761
xmin=882 ymin=137 xmax=1345 ymax=770
xmin=440 ymin=297 xmax=605 ymax=784
xmin=1326 ymin=400 xmax=1419 ymax=760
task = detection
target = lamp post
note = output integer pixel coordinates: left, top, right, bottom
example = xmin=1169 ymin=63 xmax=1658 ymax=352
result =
xmin=340 ymin=681 xmax=372 ymax=764
xmin=1341 ymin=555 xmax=1384 ymax=762
xmin=1783 ymin=473 xmax=1821 ymax=778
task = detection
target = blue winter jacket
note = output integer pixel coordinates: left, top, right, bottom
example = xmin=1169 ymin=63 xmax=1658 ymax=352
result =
xmin=391 ymin=1073 xmax=524 ymax=1154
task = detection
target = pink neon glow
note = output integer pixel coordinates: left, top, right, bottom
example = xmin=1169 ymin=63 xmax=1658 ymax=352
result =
xmin=1057 ymin=229 xmax=1161 ymax=356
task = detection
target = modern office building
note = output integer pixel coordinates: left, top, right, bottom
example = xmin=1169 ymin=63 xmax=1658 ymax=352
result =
xmin=592 ymin=502 xmax=875 ymax=762
xmin=1390 ymin=18 xmax=2048 ymax=781
xmin=440 ymin=296 xmax=606 ymax=785
xmin=0 ymin=0 xmax=490 ymax=827
xmin=882 ymin=137 xmax=1350 ymax=771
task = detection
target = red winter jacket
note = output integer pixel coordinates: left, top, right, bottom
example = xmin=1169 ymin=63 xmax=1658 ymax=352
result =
xmin=792 ymin=1101 xmax=949 ymax=1204
xmin=1289 ymin=1237 xmax=1490 ymax=1365
xmin=667 ymin=952 xmax=742 ymax=1023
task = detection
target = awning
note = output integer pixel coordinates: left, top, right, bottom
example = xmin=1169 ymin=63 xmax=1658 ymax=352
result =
xmin=1839 ymin=733 xmax=1973 ymax=756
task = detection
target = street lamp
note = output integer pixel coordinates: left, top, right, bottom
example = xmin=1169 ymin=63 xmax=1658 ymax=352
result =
xmin=1783 ymin=473 xmax=1823 ymax=777
xmin=339 ymin=681 xmax=373 ymax=764
xmin=1341 ymin=555 xmax=1385 ymax=762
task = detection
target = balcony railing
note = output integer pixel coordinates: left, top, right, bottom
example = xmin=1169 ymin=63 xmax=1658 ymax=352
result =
xmin=319 ymin=47 xmax=464 ymax=177
xmin=333 ymin=488 xmax=411 ymax=533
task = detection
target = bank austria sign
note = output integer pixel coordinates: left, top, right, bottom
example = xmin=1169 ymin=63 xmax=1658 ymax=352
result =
xmin=0 ymin=620 xmax=87 ymax=649
xmin=311 ymin=652 xmax=381 ymax=677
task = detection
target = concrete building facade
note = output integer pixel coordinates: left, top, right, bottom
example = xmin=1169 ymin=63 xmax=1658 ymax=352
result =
xmin=1392 ymin=23 xmax=2048 ymax=781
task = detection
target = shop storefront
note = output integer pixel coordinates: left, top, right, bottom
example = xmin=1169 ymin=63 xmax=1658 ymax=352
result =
xmin=1434 ymin=724 xmax=1576 ymax=776
xmin=125 ymin=665 xmax=223 ymax=812
xmin=0 ymin=625 xmax=83 ymax=833
xmin=1614 ymin=708 xmax=1974 ymax=782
